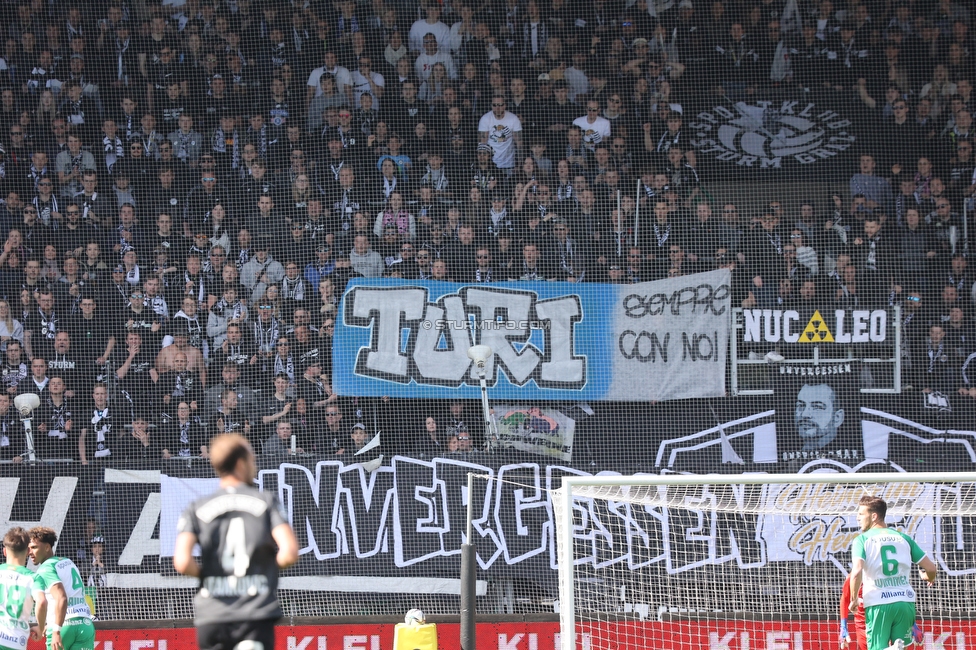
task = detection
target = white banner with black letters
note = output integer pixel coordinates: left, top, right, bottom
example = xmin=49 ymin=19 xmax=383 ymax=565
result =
xmin=607 ymin=269 xmax=731 ymax=400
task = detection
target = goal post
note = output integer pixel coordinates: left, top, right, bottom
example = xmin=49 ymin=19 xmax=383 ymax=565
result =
xmin=554 ymin=472 xmax=976 ymax=650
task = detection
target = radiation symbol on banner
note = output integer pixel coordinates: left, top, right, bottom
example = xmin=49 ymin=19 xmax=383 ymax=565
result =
xmin=799 ymin=310 xmax=834 ymax=343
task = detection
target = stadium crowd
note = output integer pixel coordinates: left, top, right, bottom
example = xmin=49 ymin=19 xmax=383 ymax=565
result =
xmin=0 ymin=0 xmax=971 ymax=465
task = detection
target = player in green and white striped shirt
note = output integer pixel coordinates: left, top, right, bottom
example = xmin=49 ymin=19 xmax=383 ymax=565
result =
xmin=0 ymin=527 xmax=46 ymax=650
xmin=27 ymin=527 xmax=95 ymax=650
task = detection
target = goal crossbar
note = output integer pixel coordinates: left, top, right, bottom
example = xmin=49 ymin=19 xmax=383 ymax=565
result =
xmin=556 ymin=472 xmax=976 ymax=650
xmin=559 ymin=471 xmax=976 ymax=489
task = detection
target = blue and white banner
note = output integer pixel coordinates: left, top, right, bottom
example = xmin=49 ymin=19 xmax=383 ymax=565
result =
xmin=333 ymin=270 xmax=731 ymax=401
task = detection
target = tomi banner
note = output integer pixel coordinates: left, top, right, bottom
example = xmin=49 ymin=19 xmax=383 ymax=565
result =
xmin=333 ymin=271 xmax=731 ymax=401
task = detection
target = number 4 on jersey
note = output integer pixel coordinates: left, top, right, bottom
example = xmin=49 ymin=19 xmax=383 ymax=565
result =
xmin=221 ymin=517 xmax=250 ymax=577
xmin=71 ymin=567 xmax=84 ymax=590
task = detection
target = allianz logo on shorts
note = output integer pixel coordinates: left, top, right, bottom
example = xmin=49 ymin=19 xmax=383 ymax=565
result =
xmin=0 ymin=627 xmax=27 ymax=648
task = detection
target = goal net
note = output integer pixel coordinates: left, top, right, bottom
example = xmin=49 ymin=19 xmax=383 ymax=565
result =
xmin=553 ymin=472 xmax=976 ymax=650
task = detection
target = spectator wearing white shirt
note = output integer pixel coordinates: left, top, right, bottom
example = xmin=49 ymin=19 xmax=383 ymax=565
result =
xmin=349 ymin=57 xmax=385 ymax=109
xmin=572 ymin=100 xmax=612 ymax=152
xmin=478 ymin=95 xmax=523 ymax=170
xmin=306 ymin=51 xmax=353 ymax=109
xmin=414 ymin=34 xmax=458 ymax=81
xmin=409 ymin=5 xmax=451 ymax=52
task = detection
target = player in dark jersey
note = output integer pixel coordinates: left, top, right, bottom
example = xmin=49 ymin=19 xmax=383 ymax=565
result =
xmin=173 ymin=434 xmax=298 ymax=650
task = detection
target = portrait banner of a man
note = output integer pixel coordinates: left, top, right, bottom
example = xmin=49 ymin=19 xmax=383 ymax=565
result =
xmin=772 ymin=363 xmax=858 ymax=463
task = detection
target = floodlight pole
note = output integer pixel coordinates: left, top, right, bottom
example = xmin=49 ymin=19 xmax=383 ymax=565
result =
xmin=21 ymin=416 xmax=36 ymax=463
xmin=616 ymin=189 xmax=622 ymax=236
xmin=15 ymin=393 xmax=40 ymax=464
xmin=461 ymin=346 xmax=495 ymax=650
xmin=467 ymin=345 xmax=497 ymax=450
xmin=460 ymin=471 xmax=477 ymax=650
xmin=477 ymin=372 xmax=496 ymax=449
xmin=634 ymin=177 xmax=641 ymax=247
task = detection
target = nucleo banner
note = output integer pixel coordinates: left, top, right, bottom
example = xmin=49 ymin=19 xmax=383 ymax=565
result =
xmin=333 ymin=271 xmax=731 ymax=401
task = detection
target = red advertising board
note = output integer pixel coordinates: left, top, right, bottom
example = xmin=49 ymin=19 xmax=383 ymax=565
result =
xmin=24 ymin=619 xmax=976 ymax=650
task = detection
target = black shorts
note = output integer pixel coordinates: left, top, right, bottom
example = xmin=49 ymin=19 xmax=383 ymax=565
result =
xmin=196 ymin=618 xmax=277 ymax=650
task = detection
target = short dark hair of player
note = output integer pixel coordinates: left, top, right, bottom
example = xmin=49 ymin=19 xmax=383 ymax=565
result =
xmin=3 ymin=527 xmax=30 ymax=554
xmin=210 ymin=434 xmax=253 ymax=477
xmin=28 ymin=526 xmax=58 ymax=547
xmin=859 ymin=495 xmax=887 ymax=520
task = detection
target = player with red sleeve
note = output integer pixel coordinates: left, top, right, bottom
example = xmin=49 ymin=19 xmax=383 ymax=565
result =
xmin=841 ymin=574 xmax=868 ymax=650
xmin=841 ymin=574 xmax=924 ymax=649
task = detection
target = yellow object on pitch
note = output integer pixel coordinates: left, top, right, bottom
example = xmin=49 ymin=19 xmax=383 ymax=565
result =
xmin=393 ymin=622 xmax=437 ymax=650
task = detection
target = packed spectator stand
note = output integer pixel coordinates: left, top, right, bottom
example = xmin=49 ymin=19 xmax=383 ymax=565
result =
xmin=0 ymin=0 xmax=971 ymax=481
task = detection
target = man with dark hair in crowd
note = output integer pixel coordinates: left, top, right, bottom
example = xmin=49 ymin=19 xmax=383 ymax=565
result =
xmin=2 ymin=342 xmax=28 ymax=396
xmin=851 ymin=216 xmax=895 ymax=306
xmin=34 ymin=376 xmax=73 ymax=460
xmin=24 ymin=289 xmax=60 ymax=361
